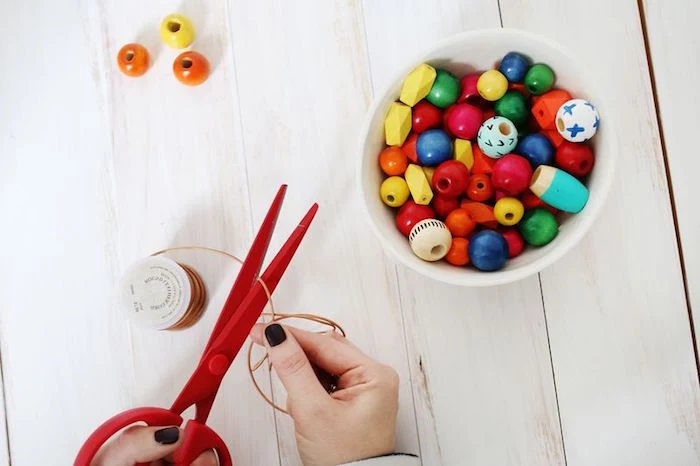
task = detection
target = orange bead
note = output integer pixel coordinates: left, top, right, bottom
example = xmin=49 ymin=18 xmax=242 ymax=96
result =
xmin=401 ymin=133 xmax=419 ymax=163
xmin=445 ymin=208 xmax=476 ymax=237
xmin=379 ymin=147 xmax=408 ymax=176
xmin=446 ymin=237 xmax=470 ymax=266
xmin=173 ymin=51 xmax=210 ymax=86
xmin=472 ymin=145 xmax=496 ymax=175
xmin=531 ymin=89 xmax=572 ymax=129
xmin=466 ymin=173 xmax=494 ymax=202
xmin=542 ymin=128 xmax=565 ymax=148
xmin=117 ymin=43 xmax=150 ymax=77
xmin=460 ymin=201 xmax=498 ymax=229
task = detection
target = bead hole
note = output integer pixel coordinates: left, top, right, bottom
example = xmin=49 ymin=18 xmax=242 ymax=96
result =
xmin=505 ymin=213 xmax=514 ymax=220
xmin=476 ymin=182 xmax=484 ymax=189
xmin=181 ymin=58 xmax=193 ymax=69
xmin=125 ymin=51 xmax=135 ymax=61
xmin=437 ymin=179 xmax=450 ymax=190
xmin=431 ymin=245 xmax=445 ymax=256
xmin=557 ymin=117 xmax=565 ymax=131
xmin=387 ymin=194 xmax=395 ymax=203
xmin=498 ymin=122 xmax=512 ymax=135
xmin=168 ymin=21 xmax=182 ymax=33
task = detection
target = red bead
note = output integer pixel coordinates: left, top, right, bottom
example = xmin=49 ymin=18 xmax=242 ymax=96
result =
xmin=458 ymin=73 xmax=481 ymax=102
xmin=173 ymin=51 xmax=210 ymax=86
xmin=432 ymin=194 xmax=460 ymax=219
xmin=412 ymin=101 xmax=442 ymax=133
xmin=432 ymin=160 xmax=469 ymax=198
xmin=555 ymin=141 xmax=595 ymax=177
xmin=520 ymin=190 xmax=559 ymax=215
xmin=395 ymin=201 xmax=434 ymax=237
xmin=466 ymin=173 xmax=494 ymax=202
xmin=495 ymin=189 xmax=508 ymax=201
xmin=501 ymin=228 xmax=525 ymax=258
xmin=472 ymin=145 xmax=496 ymax=175
xmin=482 ymin=109 xmax=496 ymax=122
xmin=446 ymin=103 xmax=483 ymax=139
xmin=491 ymin=154 xmax=532 ymax=195
xmin=401 ymin=133 xmax=419 ymax=163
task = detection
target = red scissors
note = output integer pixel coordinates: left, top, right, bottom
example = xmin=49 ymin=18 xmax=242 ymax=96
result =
xmin=75 ymin=185 xmax=318 ymax=466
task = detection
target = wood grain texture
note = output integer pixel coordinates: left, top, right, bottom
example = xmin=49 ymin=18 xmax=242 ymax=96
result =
xmin=499 ymin=0 xmax=700 ymax=464
xmin=362 ymin=1 xmax=566 ymax=465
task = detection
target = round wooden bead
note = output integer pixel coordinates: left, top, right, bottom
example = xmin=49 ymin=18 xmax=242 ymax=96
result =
xmin=378 ymin=146 xmax=408 ymax=176
xmin=160 ymin=13 xmax=195 ymax=49
xmin=519 ymin=208 xmax=559 ymax=246
xmin=494 ymin=197 xmax=524 ymax=226
xmin=499 ymin=52 xmax=530 ymax=83
xmin=530 ymin=165 xmax=589 ymax=213
xmin=501 ymin=228 xmax=525 ymax=258
xmin=477 ymin=116 xmax=518 ymax=158
xmin=556 ymin=99 xmax=600 ymax=142
xmin=380 ymin=176 xmax=410 ymax=207
xmin=517 ymin=133 xmax=554 ymax=167
xmin=555 ymin=141 xmax=595 ymax=176
xmin=468 ymin=230 xmax=509 ymax=271
xmin=412 ymin=100 xmax=442 ymax=133
xmin=409 ymin=219 xmax=452 ymax=261
xmin=466 ymin=173 xmax=494 ymax=202
xmin=432 ymin=160 xmax=469 ymax=198
xmin=446 ymin=237 xmax=470 ymax=266
xmin=492 ymin=154 xmax=532 ymax=195
xmin=117 ymin=43 xmax=150 ymax=77
xmin=446 ymin=103 xmax=483 ymax=139
xmin=458 ymin=73 xmax=482 ymax=103
xmin=417 ymin=129 xmax=453 ymax=166
xmin=494 ymin=91 xmax=528 ymax=129
xmin=395 ymin=201 xmax=434 ymax=237
xmin=445 ymin=208 xmax=476 ymax=237
xmin=477 ymin=70 xmax=509 ymax=101
xmin=432 ymin=194 xmax=460 ymax=219
xmin=427 ymin=69 xmax=460 ymax=108
xmin=524 ymin=63 xmax=555 ymax=95
xmin=173 ymin=51 xmax=210 ymax=86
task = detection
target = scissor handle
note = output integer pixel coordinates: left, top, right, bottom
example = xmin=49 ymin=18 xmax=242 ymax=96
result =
xmin=173 ymin=420 xmax=232 ymax=466
xmin=74 ymin=407 xmax=182 ymax=466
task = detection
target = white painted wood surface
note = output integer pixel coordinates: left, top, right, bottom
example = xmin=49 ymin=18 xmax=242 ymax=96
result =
xmin=0 ymin=0 xmax=699 ymax=465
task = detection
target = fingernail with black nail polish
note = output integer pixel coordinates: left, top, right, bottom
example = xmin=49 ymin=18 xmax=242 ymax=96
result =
xmin=265 ymin=323 xmax=287 ymax=347
xmin=154 ymin=427 xmax=180 ymax=445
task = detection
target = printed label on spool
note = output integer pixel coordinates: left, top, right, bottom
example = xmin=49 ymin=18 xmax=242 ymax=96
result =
xmin=119 ymin=256 xmax=191 ymax=330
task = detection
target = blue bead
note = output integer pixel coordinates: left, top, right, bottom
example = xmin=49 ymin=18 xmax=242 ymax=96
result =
xmin=517 ymin=133 xmax=554 ymax=167
xmin=499 ymin=52 xmax=529 ymax=83
xmin=417 ymin=129 xmax=453 ymax=166
xmin=468 ymin=231 xmax=509 ymax=271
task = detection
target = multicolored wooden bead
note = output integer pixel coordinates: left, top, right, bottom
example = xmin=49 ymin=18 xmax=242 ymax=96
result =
xmin=417 ymin=129 xmax=453 ymax=166
xmin=409 ymin=219 xmax=452 ymax=261
xmin=395 ymin=201 xmax=434 ymax=237
xmin=477 ymin=70 xmax=509 ymax=101
xmin=385 ymin=102 xmax=412 ymax=146
xmin=427 ymin=69 xmax=460 ymax=108
xmin=519 ymin=208 xmax=559 ymax=246
xmin=400 ymin=64 xmax=437 ymax=107
xmin=556 ymin=99 xmax=600 ymax=142
xmin=453 ymin=138 xmax=474 ymax=170
xmin=477 ymin=116 xmax=518 ymax=158
xmin=494 ymin=197 xmax=524 ymax=226
xmin=499 ymin=51 xmax=530 ymax=83
xmin=555 ymin=141 xmax=595 ymax=177
xmin=468 ymin=230 xmax=509 ymax=271
xmin=524 ymin=63 xmax=555 ymax=95
xmin=517 ymin=133 xmax=554 ymax=167
xmin=530 ymin=165 xmax=589 ymax=213
xmin=432 ymin=160 xmax=469 ymax=198
xmin=380 ymin=176 xmax=410 ymax=207
xmin=412 ymin=100 xmax=442 ymax=133
xmin=491 ymin=154 xmax=532 ymax=196
xmin=494 ymin=91 xmax=528 ymax=129
xmin=405 ymin=164 xmax=434 ymax=205
xmin=446 ymin=103 xmax=483 ymax=139
xmin=531 ymin=89 xmax=572 ymax=129
xmin=160 ymin=13 xmax=195 ymax=49
xmin=500 ymin=228 xmax=525 ymax=258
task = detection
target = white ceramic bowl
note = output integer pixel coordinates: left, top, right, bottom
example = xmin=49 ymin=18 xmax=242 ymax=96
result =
xmin=357 ymin=29 xmax=616 ymax=286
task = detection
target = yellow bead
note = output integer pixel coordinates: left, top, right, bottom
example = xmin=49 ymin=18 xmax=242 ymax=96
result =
xmin=399 ymin=64 xmax=437 ymax=107
xmin=477 ymin=70 xmax=508 ymax=101
xmin=384 ymin=102 xmax=412 ymax=146
xmin=422 ymin=166 xmax=436 ymax=189
xmin=380 ymin=176 xmax=410 ymax=207
xmin=494 ymin=197 xmax=525 ymax=226
xmin=405 ymin=164 xmax=433 ymax=205
xmin=453 ymin=138 xmax=474 ymax=170
xmin=160 ymin=14 xmax=195 ymax=49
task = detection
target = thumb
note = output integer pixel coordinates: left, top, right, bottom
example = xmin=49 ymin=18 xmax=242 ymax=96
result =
xmin=263 ymin=323 xmax=329 ymax=409
xmin=91 ymin=426 xmax=181 ymax=465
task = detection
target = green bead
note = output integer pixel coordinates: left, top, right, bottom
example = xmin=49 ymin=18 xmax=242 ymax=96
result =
xmin=494 ymin=91 xmax=529 ymax=129
xmin=426 ymin=69 xmax=460 ymax=108
xmin=519 ymin=208 xmax=559 ymax=246
xmin=524 ymin=63 xmax=555 ymax=95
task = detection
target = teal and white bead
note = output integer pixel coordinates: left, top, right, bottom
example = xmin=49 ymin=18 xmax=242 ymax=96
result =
xmin=477 ymin=116 xmax=518 ymax=159
xmin=555 ymin=98 xmax=600 ymax=143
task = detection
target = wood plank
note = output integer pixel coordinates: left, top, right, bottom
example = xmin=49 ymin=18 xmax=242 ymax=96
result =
xmin=225 ymin=0 xmax=421 ymax=463
xmin=498 ymin=1 xmax=700 ymax=465
xmin=0 ymin=357 xmax=10 ymax=465
xmin=362 ymin=1 xmax=566 ymax=465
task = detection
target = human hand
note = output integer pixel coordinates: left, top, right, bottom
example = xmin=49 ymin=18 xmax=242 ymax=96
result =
xmin=250 ymin=323 xmax=400 ymax=466
xmin=90 ymin=425 xmax=217 ymax=466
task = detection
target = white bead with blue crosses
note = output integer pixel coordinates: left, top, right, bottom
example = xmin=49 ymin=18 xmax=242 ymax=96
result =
xmin=555 ymin=98 xmax=600 ymax=143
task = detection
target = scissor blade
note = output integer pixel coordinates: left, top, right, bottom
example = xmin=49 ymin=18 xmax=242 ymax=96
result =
xmin=170 ymin=203 xmax=319 ymax=422
xmin=201 ymin=185 xmax=287 ymax=357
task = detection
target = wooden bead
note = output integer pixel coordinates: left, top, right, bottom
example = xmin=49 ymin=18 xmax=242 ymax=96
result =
xmin=395 ymin=201 xmax=434 ymax=237
xmin=432 ymin=193 xmax=460 ymax=219
xmin=556 ymin=99 xmax=600 ymax=142
xmin=555 ymin=141 xmax=595 ymax=177
xmin=427 ymin=69 xmax=460 ymax=108
xmin=501 ymin=228 xmax=525 ymax=258
xmin=477 ymin=116 xmax=518 ymax=158
xmin=379 ymin=146 xmax=408 ymax=176
xmin=519 ymin=208 xmax=559 ymax=246
xmin=494 ymin=197 xmax=524 ymax=226
xmin=173 ymin=51 xmax=210 ymax=86
xmin=492 ymin=154 xmax=532 ymax=196
xmin=494 ymin=91 xmax=528 ymax=130
xmin=520 ymin=190 xmax=559 ymax=215
xmin=471 ymin=144 xmax=496 ymax=175
xmin=446 ymin=103 xmax=483 ymax=139
xmin=417 ymin=129 xmax=452 ymax=166
xmin=542 ymin=128 xmax=565 ymax=148
xmin=409 ymin=219 xmax=451 ymax=261
xmin=524 ymin=63 xmax=555 ymax=95
xmin=530 ymin=165 xmax=589 ymax=213
xmin=453 ymin=138 xmax=474 ymax=170
xmin=517 ymin=133 xmax=554 ymax=167
xmin=445 ymin=208 xmax=476 ymax=237
xmin=477 ymin=70 xmax=508 ymax=101
xmin=458 ymin=73 xmax=483 ymax=103
xmin=380 ymin=176 xmax=410 ymax=207
xmin=400 ymin=64 xmax=437 ymax=107
xmin=160 ymin=14 xmax=195 ymax=49
xmin=117 ymin=43 xmax=150 ymax=77
xmin=468 ymin=230 xmax=509 ymax=271
xmin=422 ymin=166 xmax=436 ymax=189
xmin=460 ymin=201 xmax=498 ymax=229
xmin=432 ymin=160 xmax=469 ymax=198
xmin=446 ymin=237 xmax=470 ymax=266
xmin=405 ymin=164 xmax=433 ymax=205
xmin=499 ymin=52 xmax=530 ymax=83
xmin=385 ymin=102 xmax=412 ymax=146
xmin=401 ymin=133 xmax=419 ymax=163
xmin=531 ymin=89 xmax=572 ymax=129
xmin=466 ymin=173 xmax=494 ymax=202
xmin=412 ymin=100 xmax=442 ymax=133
